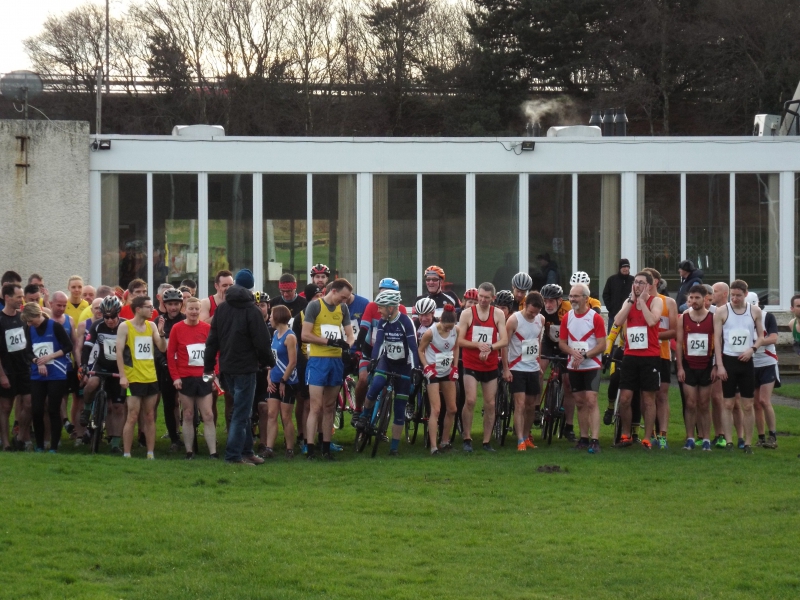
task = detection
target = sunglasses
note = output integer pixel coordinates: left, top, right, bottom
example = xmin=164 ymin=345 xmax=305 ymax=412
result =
xmin=103 ymin=314 xmax=117 ymax=320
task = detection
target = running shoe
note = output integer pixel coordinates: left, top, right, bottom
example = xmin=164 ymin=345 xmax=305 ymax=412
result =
xmin=755 ymin=438 xmax=765 ymax=448
xmin=726 ymin=442 xmax=734 ymax=451
xmin=64 ymin=421 xmax=75 ymax=435
xmin=564 ymin=429 xmax=576 ymax=442
xmin=525 ymin=436 xmax=537 ymax=449
xmin=763 ymin=435 xmax=778 ymax=449
xmin=329 ymin=442 xmax=343 ymax=452
xmin=737 ymin=438 xmax=745 ymax=450
xmin=482 ymin=443 xmax=496 ymax=452
xmin=388 ymin=450 xmax=399 ymax=457
xmin=641 ymin=438 xmax=652 ymax=450
xmin=588 ymin=441 xmax=601 ymax=454
xmin=517 ymin=441 xmax=527 ymax=452
xmin=649 ymin=437 xmax=659 ymax=449
xmin=322 ymin=452 xmax=335 ymax=461
xmin=701 ymin=440 xmax=712 ymax=451
xmin=285 ymin=448 xmax=294 ymax=459
xmin=658 ymin=436 xmax=668 ymax=450
xmin=439 ymin=442 xmax=453 ymax=452
xmin=431 ymin=449 xmax=440 ymax=456
xmin=185 ymin=452 xmax=194 ymax=460
xmin=301 ymin=442 xmax=308 ymax=455
xmin=683 ymin=439 xmax=695 ymax=451
xmin=573 ymin=439 xmax=590 ymax=450
xmin=463 ymin=440 xmax=473 ymax=453
xmin=614 ymin=435 xmax=633 ymax=448
xmin=743 ymin=445 xmax=753 ymax=455
xmin=170 ymin=442 xmax=182 ymax=453
xmin=602 ymin=408 xmax=614 ymax=426
xmin=533 ymin=409 xmax=543 ymax=427
xmin=715 ymin=436 xmax=727 ymax=449
xmin=34 ymin=447 xmax=43 ymax=453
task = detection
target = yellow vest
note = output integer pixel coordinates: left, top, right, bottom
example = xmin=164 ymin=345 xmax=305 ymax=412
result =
xmin=65 ymin=299 xmax=88 ymax=327
xmin=309 ymin=299 xmax=345 ymax=358
xmin=123 ymin=320 xmax=157 ymax=383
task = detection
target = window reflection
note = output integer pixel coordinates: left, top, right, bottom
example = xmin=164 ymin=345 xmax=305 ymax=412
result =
xmin=638 ymin=175 xmax=681 ymax=292
xmin=686 ymin=175 xmax=729 ymax=283
xmin=476 ymin=175 xmax=519 ymax=291
xmin=101 ymin=174 xmax=147 ymax=289
xmin=313 ymin=175 xmax=357 ymax=284
xmin=263 ymin=175 xmax=307 ymax=297
xmin=373 ymin=175 xmax=416 ymax=298
xmin=578 ymin=175 xmax=620 ymax=300
xmin=529 ymin=175 xmax=571 ymax=291
xmin=422 ymin=175 xmax=466 ymax=297
xmin=153 ymin=174 xmax=199 ymax=289
xmin=208 ymin=174 xmax=253 ymax=290
xmin=735 ymin=174 xmax=780 ymax=304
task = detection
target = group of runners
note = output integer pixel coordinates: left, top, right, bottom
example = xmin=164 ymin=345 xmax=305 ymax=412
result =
xmin=0 ymin=259 xmax=794 ymax=460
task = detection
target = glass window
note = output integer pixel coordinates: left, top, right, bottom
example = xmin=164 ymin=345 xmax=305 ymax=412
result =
xmin=422 ymin=175 xmax=466 ymax=298
xmin=313 ymin=175 xmax=358 ymax=285
xmin=263 ymin=175 xmax=307 ymax=298
xmin=529 ymin=175 xmax=571 ymax=291
xmin=686 ymin=174 xmax=730 ymax=284
xmin=153 ymin=174 xmax=199 ymax=290
xmin=101 ymin=174 xmax=147 ymax=289
xmin=208 ymin=174 xmax=253 ymax=290
xmin=637 ymin=175 xmax=681 ymax=293
xmin=476 ymin=175 xmax=519 ymax=291
xmin=373 ymin=175 xmax=416 ymax=299
xmin=796 ymin=174 xmax=800 ymax=295
xmin=577 ymin=174 xmax=620 ymax=301
xmin=735 ymin=174 xmax=780 ymax=304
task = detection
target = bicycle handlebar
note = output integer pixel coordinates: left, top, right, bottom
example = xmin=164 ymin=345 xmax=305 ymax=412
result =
xmin=541 ymin=355 xmax=568 ymax=362
xmin=87 ymin=371 xmax=121 ymax=378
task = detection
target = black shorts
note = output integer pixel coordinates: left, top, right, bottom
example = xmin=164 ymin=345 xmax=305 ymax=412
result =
xmin=295 ymin=357 xmax=310 ymax=398
xmin=660 ymin=358 xmax=671 ymax=385
xmin=463 ymin=367 xmax=498 ymax=384
xmin=94 ymin=376 xmax=125 ymax=404
xmin=683 ymin=365 xmax=713 ymax=388
xmin=267 ymin=383 xmax=297 ymax=405
xmin=66 ymin=370 xmax=83 ymax=396
xmin=619 ymin=355 xmax=661 ymax=392
xmin=568 ymin=369 xmax=601 ymax=393
xmin=128 ymin=381 xmax=159 ymax=398
xmin=428 ymin=375 xmax=451 ymax=385
xmin=179 ymin=376 xmax=213 ymax=398
xmin=0 ymin=371 xmax=31 ymax=399
xmin=510 ymin=371 xmax=541 ymax=396
xmin=753 ymin=365 xmax=778 ymax=388
xmin=721 ymin=355 xmax=754 ymax=398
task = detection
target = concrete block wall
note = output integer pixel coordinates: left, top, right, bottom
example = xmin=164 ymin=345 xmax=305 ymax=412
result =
xmin=0 ymin=120 xmax=90 ymax=291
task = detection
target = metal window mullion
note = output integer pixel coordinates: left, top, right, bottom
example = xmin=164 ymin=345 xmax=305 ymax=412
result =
xmin=252 ymin=173 xmax=263 ymax=292
xmin=146 ymin=172 xmax=154 ymax=292
xmin=357 ymin=173 xmax=373 ymax=296
xmin=307 ymin=174 xmax=313 ymax=284
xmin=680 ymin=173 xmax=687 ymax=260
xmin=571 ymin=173 xmax=578 ymax=274
xmin=729 ymin=173 xmax=736 ymax=283
xmin=198 ymin=173 xmax=209 ymax=299
xmin=417 ymin=174 xmax=423 ymax=297
xmin=466 ymin=173 xmax=476 ymax=289
xmin=620 ymin=172 xmax=638 ymax=272
xmin=518 ymin=173 xmax=529 ymax=274
xmin=89 ymin=171 xmax=102 ymax=284
xmin=780 ymin=171 xmax=795 ymax=308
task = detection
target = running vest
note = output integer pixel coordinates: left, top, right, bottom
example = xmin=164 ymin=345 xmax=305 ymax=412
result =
xmin=624 ymin=296 xmax=661 ymax=357
xmin=681 ymin=311 xmax=714 ymax=370
xmin=309 ymin=299 xmax=345 ymax=358
xmin=722 ymin=302 xmax=754 ymax=357
xmin=29 ymin=318 xmax=70 ymax=381
xmin=508 ymin=313 xmax=544 ymax=372
xmin=753 ymin=312 xmax=778 ymax=368
xmin=462 ymin=306 xmax=499 ymax=371
xmin=123 ymin=320 xmax=157 ymax=383
xmin=425 ymin=324 xmax=458 ymax=378
xmin=270 ymin=329 xmax=299 ymax=384
xmin=60 ymin=315 xmax=74 ymax=367
xmin=563 ymin=308 xmax=603 ymax=371
xmin=208 ymin=295 xmax=219 ymax=318
xmin=657 ymin=294 xmax=671 ymax=360
xmin=65 ymin=299 xmax=88 ymax=329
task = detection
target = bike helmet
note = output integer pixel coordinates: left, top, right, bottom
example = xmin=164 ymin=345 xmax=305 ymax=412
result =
xmin=100 ymin=295 xmax=122 ymax=316
xmin=162 ymin=289 xmax=183 ymax=303
xmin=378 ymin=277 xmax=400 ymax=291
xmin=375 ymin=290 xmax=401 ymax=307
xmin=540 ymin=284 xmax=564 ymax=299
xmin=414 ymin=297 xmax=437 ymax=315
xmin=493 ymin=290 xmax=515 ymax=309
xmin=254 ymin=291 xmax=270 ymax=304
xmin=570 ymin=271 xmax=591 ymax=285
xmin=511 ymin=272 xmax=533 ymax=291
xmin=463 ymin=288 xmax=479 ymax=301
xmin=310 ymin=263 xmax=330 ymax=276
xmin=424 ymin=265 xmax=445 ymax=280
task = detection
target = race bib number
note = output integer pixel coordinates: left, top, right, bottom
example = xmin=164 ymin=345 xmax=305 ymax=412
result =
xmin=187 ymin=343 xmax=205 ymax=367
xmin=686 ymin=333 xmax=709 ymax=357
xmin=33 ymin=342 xmax=54 ymax=363
xmin=435 ymin=351 xmax=454 ymax=371
xmin=352 ymin=323 xmax=359 ymax=337
xmin=320 ymin=324 xmax=341 ymax=341
xmin=287 ymin=318 xmax=294 ymax=330
xmin=727 ymin=329 xmax=750 ymax=353
xmin=134 ymin=337 xmax=153 ymax=360
xmin=385 ymin=342 xmax=406 ymax=361
xmin=103 ymin=338 xmax=117 ymax=360
xmin=659 ymin=315 xmax=669 ymax=331
xmin=521 ymin=340 xmax=539 ymax=363
xmin=627 ymin=326 xmax=648 ymax=350
xmin=4 ymin=327 xmax=25 ymax=352
xmin=472 ymin=326 xmax=493 ymax=345
xmin=434 ymin=308 xmax=444 ymax=319
xmin=569 ymin=341 xmax=588 ymax=354
xmin=548 ymin=324 xmax=560 ymax=343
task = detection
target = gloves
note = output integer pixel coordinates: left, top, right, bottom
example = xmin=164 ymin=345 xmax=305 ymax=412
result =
xmin=327 ymin=338 xmax=350 ymax=351
xmin=411 ymin=368 xmax=424 ymax=387
xmin=449 ymin=366 xmax=459 ymax=381
xmin=423 ymin=364 xmax=437 ymax=381
xmin=78 ymin=364 xmax=89 ymax=379
xmin=353 ymin=350 xmax=363 ymax=363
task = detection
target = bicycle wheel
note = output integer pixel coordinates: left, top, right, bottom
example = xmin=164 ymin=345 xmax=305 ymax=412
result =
xmin=545 ymin=382 xmax=561 ymax=445
xmin=406 ymin=387 xmax=421 ymax=444
xmin=372 ymin=389 xmax=393 ymax=458
xmin=500 ymin=383 xmax=512 ymax=446
xmin=355 ymin=429 xmax=371 ymax=453
xmin=345 ymin=377 xmax=357 ymax=412
xmin=334 ymin=405 xmax=344 ymax=430
xmin=493 ymin=382 xmax=507 ymax=441
xmin=90 ymin=390 xmax=107 ymax=455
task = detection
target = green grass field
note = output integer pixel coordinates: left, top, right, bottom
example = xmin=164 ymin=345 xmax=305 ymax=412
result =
xmin=2 ymin=386 xmax=799 ymax=599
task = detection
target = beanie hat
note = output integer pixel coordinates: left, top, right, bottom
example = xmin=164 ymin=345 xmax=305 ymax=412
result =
xmin=304 ymin=283 xmax=322 ymax=299
xmin=234 ymin=269 xmax=254 ymax=290
xmin=619 ymin=258 xmax=630 ymax=269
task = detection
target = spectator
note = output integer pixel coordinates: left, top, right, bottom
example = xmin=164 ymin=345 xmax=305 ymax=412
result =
xmin=537 ymin=253 xmax=560 ymax=286
xmin=676 ymin=260 xmax=704 ymax=312
xmin=602 ymin=259 xmax=634 ymax=326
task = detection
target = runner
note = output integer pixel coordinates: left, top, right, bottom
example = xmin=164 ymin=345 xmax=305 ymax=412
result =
xmin=166 ymin=297 xmax=217 ymax=459
xmin=199 ymin=270 xmax=233 ymax=323
xmin=49 ymin=291 xmax=77 ymax=439
xmin=82 ymin=286 xmax=97 ymax=305
xmin=558 ymin=284 xmax=606 ymax=453
xmin=64 ymin=276 xmax=90 ymax=326
xmin=418 ymin=304 xmax=460 ymax=455
xmin=457 ymin=282 xmax=508 ymax=452
xmin=292 ymin=283 xmax=324 ymax=452
xmin=413 ymin=298 xmax=437 ymax=341
xmin=180 ymin=279 xmax=197 ymax=297
xmin=511 ymin=272 xmax=533 ymax=312
xmin=0 ymin=283 xmax=32 ymax=451
xmin=117 ymin=295 xmax=167 ymax=458
xmin=504 ymin=291 xmax=545 ymax=451
xmin=154 ymin=288 xmax=186 ymax=451
xmin=752 ymin=296 xmax=779 ymax=449
xmin=416 ymin=265 xmax=461 ymax=310
xmin=709 ymin=282 xmax=729 ymax=447
xmin=676 ymin=284 xmax=714 ymax=451
xmin=77 ymin=285 xmax=113 ymax=325
xmin=301 ymin=279 xmax=355 ymax=460
xmin=357 ymin=289 xmax=419 ymax=456
xmin=613 ymin=271 xmax=663 ymax=449
xmin=27 ymin=274 xmax=50 ymax=309
xmin=260 ymin=305 xmax=298 ymax=459
xmin=492 ymin=290 xmax=517 ymax=320
xmin=23 ymin=284 xmax=50 ymax=315
xmin=462 ymin=288 xmax=479 ymax=309
xmin=713 ymin=279 xmax=765 ymax=454
xmin=568 ymin=272 xmax=602 ymax=312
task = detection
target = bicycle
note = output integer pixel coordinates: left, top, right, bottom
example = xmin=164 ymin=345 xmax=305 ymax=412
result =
xmin=405 ymin=379 xmax=431 ymax=446
xmin=334 ymin=374 xmax=357 ymax=430
xmin=539 ymin=356 xmax=568 ymax=445
xmin=86 ymin=370 xmax=120 ymax=455
xmin=493 ymin=375 xmax=513 ymax=446
xmin=355 ymin=368 xmax=414 ymax=458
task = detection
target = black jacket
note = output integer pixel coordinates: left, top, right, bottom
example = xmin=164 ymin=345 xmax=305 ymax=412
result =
xmin=677 ymin=269 xmax=705 ymax=312
xmin=204 ymin=285 xmax=274 ymax=375
xmin=602 ymin=272 xmax=634 ymax=320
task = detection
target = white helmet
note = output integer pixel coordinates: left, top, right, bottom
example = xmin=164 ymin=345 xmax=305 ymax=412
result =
xmin=414 ymin=297 xmax=437 ymax=315
xmin=570 ymin=271 xmax=591 ymax=285
xmin=375 ymin=290 xmax=401 ymax=307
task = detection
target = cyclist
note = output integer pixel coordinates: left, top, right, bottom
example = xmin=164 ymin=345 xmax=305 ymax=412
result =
xmin=155 ymin=288 xmax=186 ymax=452
xmin=613 ymin=270 xmax=663 ymax=449
xmin=417 ymin=265 xmax=461 ymax=312
xmin=81 ymin=295 xmax=126 ymax=453
xmin=676 ymin=284 xmax=714 ymax=451
xmin=511 ymin=272 xmax=534 ymax=312
xmin=167 ymin=297 xmax=217 ymax=459
xmin=301 ymin=279 xmax=355 ymax=460
xmin=298 ymin=264 xmax=331 ymax=299
xmin=568 ymin=272 xmax=601 ymax=313
xmin=21 ymin=302 xmax=72 ymax=452
xmin=357 ymin=289 xmax=419 ymax=456
xmin=413 ymin=297 xmax=437 ymax=341
xmin=272 ymin=273 xmax=308 ymax=318
xmin=117 ymin=295 xmax=167 ymax=458
xmin=77 ymin=285 xmax=113 ymax=325
xmin=0 ymin=283 xmax=33 ymax=451
xmin=558 ymin=284 xmax=607 ymax=454
xmin=457 ymin=282 xmax=509 ymax=452
xmin=200 ymin=270 xmax=233 ymax=323
xmin=463 ymin=288 xmax=479 ymax=309
xmin=493 ymin=290 xmax=517 ymax=321
xmin=503 ymin=291 xmax=545 ymax=452
xmin=752 ymin=297 xmax=779 ymax=449
xmin=418 ymin=303 xmax=460 ymax=455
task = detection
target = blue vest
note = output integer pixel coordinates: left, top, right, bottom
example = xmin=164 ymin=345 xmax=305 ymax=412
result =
xmin=270 ymin=329 xmax=299 ymax=385
xmin=30 ymin=319 xmax=70 ymax=381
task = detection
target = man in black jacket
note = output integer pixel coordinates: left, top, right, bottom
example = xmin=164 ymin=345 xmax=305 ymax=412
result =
xmin=676 ymin=260 xmax=704 ymax=312
xmin=602 ymin=259 xmax=634 ymax=329
xmin=204 ymin=269 xmax=274 ymax=465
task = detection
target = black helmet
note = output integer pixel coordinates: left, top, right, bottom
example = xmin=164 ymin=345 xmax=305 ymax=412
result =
xmin=511 ymin=272 xmax=533 ymax=291
xmin=254 ymin=291 xmax=270 ymax=304
xmin=493 ymin=290 xmax=516 ymax=309
xmin=540 ymin=284 xmax=564 ymax=299
xmin=100 ymin=295 xmax=121 ymax=316
xmin=162 ymin=289 xmax=183 ymax=303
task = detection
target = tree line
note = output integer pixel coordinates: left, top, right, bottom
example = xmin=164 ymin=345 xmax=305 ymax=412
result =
xmin=4 ymin=0 xmax=799 ymax=137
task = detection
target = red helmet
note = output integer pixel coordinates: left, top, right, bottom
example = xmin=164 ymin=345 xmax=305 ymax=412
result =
xmin=463 ymin=288 xmax=478 ymax=300
xmin=424 ymin=265 xmax=445 ymax=280
xmin=310 ymin=263 xmax=330 ymax=276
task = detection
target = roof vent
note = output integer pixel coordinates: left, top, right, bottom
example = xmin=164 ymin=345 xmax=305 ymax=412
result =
xmin=546 ymin=125 xmax=602 ymax=137
xmin=171 ymin=125 xmax=225 ymax=139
